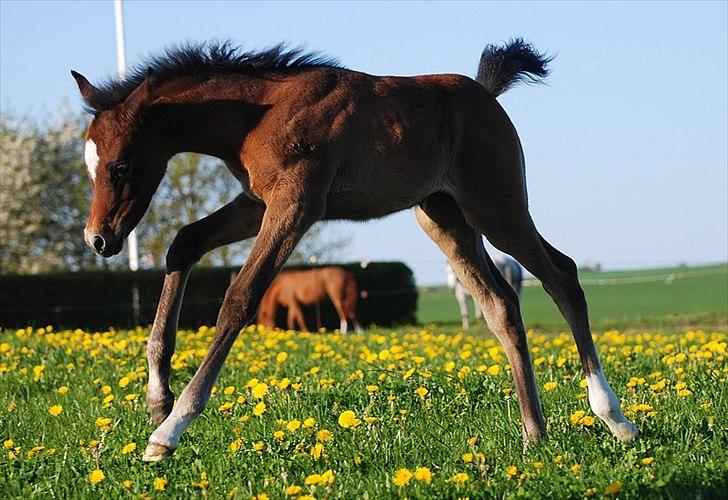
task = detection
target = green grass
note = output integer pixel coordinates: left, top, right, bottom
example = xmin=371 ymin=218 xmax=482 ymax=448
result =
xmin=418 ymin=264 xmax=728 ymax=330
xmin=1 ymin=323 xmax=727 ymax=498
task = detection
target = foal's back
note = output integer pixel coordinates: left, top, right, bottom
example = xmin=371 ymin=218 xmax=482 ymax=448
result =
xmin=243 ymin=67 xmax=520 ymax=222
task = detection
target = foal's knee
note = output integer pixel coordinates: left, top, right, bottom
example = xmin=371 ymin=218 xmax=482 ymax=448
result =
xmin=165 ymin=224 xmax=204 ymax=272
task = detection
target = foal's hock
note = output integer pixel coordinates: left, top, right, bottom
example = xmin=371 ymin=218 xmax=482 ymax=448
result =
xmin=71 ymin=38 xmax=638 ymax=461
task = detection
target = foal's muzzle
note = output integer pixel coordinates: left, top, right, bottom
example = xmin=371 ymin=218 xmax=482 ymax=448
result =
xmin=84 ymin=227 xmax=123 ymax=258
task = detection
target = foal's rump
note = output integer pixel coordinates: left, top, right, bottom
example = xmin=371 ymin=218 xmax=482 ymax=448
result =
xmin=323 ymin=73 xmax=499 ymax=221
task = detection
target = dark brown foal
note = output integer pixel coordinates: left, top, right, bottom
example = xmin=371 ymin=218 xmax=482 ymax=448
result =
xmin=72 ymin=39 xmax=637 ymax=461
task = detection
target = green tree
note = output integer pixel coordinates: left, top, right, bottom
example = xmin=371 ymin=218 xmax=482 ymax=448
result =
xmin=0 ymin=109 xmax=108 ymax=273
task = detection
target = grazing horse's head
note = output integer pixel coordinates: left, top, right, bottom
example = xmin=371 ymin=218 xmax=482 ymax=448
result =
xmin=72 ymin=70 xmax=166 ymax=257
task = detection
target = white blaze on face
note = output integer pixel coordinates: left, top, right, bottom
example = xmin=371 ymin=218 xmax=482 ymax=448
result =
xmin=84 ymin=139 xmax=99 ymax=182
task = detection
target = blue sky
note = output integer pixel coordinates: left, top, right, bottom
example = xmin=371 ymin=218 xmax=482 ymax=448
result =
xmin=1 ymin=1 xmax=726 ymax=284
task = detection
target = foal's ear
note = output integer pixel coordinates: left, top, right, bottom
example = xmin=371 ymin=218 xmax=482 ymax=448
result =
xmin=71 ymin=70 xmax=99 ymax=103
xmin=121 ymin=69 xmax=157 ymax=119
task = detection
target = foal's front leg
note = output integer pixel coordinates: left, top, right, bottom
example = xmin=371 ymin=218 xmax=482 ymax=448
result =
xmin=146 ymin=194 xmax=264 ymax=424
xmin=143 ymin=194 xmax=323 ymax=461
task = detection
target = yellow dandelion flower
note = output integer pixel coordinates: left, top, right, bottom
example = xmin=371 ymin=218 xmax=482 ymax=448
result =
xmin=451 ymin=472 xmax=469 ymax=485
xmin=218 ymin=402 xmax=233 ymax=413
xmin=274 ymin=430 xmax=285 ymax=441
xmin=505 ymin=465 xmax=518 ymax=477
xmin=88 ymin=469 xmax=105 ymax=485
xmin=462 ymin=453 xmax=474 ymax=463
xmin=101 ymin=385 xmax=112 ymax=395
xmin=366 ymin=385 xmax=379 ymax=393
xmin=310 ymin=442 xmax=324 ymax=459
xmin=544 ymin=381 xmax=558 ymax=391
xmin=48 ymin=405 xmax=63 ymax=416
xmin=251 ymin=383 xmax=268 ymax=399
xmin=287 ymin=420 xmax=301 ymax=432
xmin=393 ymin=468 xmax=413 ymax=486
xmin=121 ymin=442 xmax=136 ymax=454
xmin=317 ymin=429 xmax=333 ymax=442
xmin=118 ymin=376 xmax=130 ymax=388
xmin=122 ymin=480 xmax=133 ymax=489
xmin=154 ymin=477 xmax=168 ymax=491
xmin=305 ymin=474 xmax=322 ymax=486
xmin=229 ymin=438 xmax=242 ymax=452
xmin=57 ymin=386 xmax=69 ymax=394
xmin=223 ymin=385 xmax=235 ymax=395
xmin=253 ymin=402 xmax=266 ymax=416
xmin=338 ymin=410 xmax=361 ymax=428
xmin=487 ymin=365 xmax=500 ymax=376
xmin=641 ymin=457 xmax=654 ymax=466
xmin=414 ymin=467 xmax=432 ymax=484
xmin=570 ymin=410 xmax=585 ymax=426
xmin=4 ymin=439 xmax=15 ymax=450
xmin=534 ymin=461 xmax=544 ymax=470
xmin=571 ymin=464 xmax=582 ymax=474
xmin=321 ymin=469 xmax=335 ymax=484
xmin=276 ymin=352 xmax=288 ymax=363
xmin=95 ymin=417 xmax=112 ymax=429
xmin=124 ymin=393 xmax=138 ymax=401
xmin=605 ymin=481 xmax=622 ymax=495
xmin=284 ymin=485 xmax=302 ymax=496
xmin=467 ymin=436 xmax=478 ymax=446
xmin=581 ymin=416 xmax=595 ymax=426
xmin=415 ymin=387 xmax=429 ymax=397
xmin=303 ymin=417 xmax=316 ymax=428
xmin=252 ymin=441 xmax=265 ymax=451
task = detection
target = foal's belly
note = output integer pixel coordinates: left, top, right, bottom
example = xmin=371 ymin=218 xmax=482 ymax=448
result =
xmin=324 ymin=171 xmax=446 ymax=221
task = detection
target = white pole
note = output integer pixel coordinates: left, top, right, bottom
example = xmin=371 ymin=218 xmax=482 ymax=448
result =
xmin=114 ymin=0 xmax=139 ymax=272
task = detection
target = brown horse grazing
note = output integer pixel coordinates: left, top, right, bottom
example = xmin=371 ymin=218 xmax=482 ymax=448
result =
xmin=257 ymin=266 xmax=362 ymax=333
xmin=71 ymin=39 xmax=638 ymax=461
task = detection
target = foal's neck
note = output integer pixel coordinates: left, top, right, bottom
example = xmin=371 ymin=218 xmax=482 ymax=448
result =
xmin=146 ymin=76 xmax=271 ymax=164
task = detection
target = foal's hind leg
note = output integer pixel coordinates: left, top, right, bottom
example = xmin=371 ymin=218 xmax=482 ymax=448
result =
xmin=415 ymin=193 xmax=547 ymax=444
xmin=457 ymin=194 xmax=639 ymax=441
xmin=147 ymin=194 xmax=264 ymax=424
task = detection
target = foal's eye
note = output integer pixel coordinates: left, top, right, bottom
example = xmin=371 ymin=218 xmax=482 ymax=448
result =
xmin=112 ymin=163 xmax=130 ymax=179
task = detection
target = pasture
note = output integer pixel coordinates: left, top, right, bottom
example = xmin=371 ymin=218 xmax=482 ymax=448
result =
xmin=1 ymin=263 xmax=727 ymax=499
xmin=419 ymin=264 xmax=728 ymax=330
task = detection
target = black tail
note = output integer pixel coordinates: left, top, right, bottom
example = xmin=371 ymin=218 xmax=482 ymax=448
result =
xmin=476 ymin=38 xmax=552 ymax=97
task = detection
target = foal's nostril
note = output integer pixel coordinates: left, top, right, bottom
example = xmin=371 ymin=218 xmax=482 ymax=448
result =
xmin=93 ymin=235 xmax=106 ymax=253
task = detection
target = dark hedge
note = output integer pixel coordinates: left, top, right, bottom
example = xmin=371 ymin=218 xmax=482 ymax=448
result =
xmin=0 ymin=262 xmax=417 ymax=330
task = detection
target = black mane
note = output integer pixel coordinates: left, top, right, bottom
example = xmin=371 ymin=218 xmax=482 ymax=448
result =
xmin=84 ymin=41 xmax=343 ymax=113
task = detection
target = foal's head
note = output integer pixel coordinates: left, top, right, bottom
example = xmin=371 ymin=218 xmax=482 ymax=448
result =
xmin=72 ymin=71 xmax=166 ymax=257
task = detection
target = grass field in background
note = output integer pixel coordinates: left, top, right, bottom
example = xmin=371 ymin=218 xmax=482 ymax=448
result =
xmin=418 ymin=264 xmax=728 ymax=330
xmin=1 ymin=325 xmax=726 ymax=498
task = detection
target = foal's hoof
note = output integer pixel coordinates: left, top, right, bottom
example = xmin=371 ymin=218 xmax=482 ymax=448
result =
xmin=612 ymin=421 xmax=640 ymax=442
xmin=142 ymin=441 xmax=176 ymax=462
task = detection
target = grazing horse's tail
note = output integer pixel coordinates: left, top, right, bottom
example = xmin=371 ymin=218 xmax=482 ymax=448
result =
xmin=476 ymin=38 xmax=552 ymax=97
